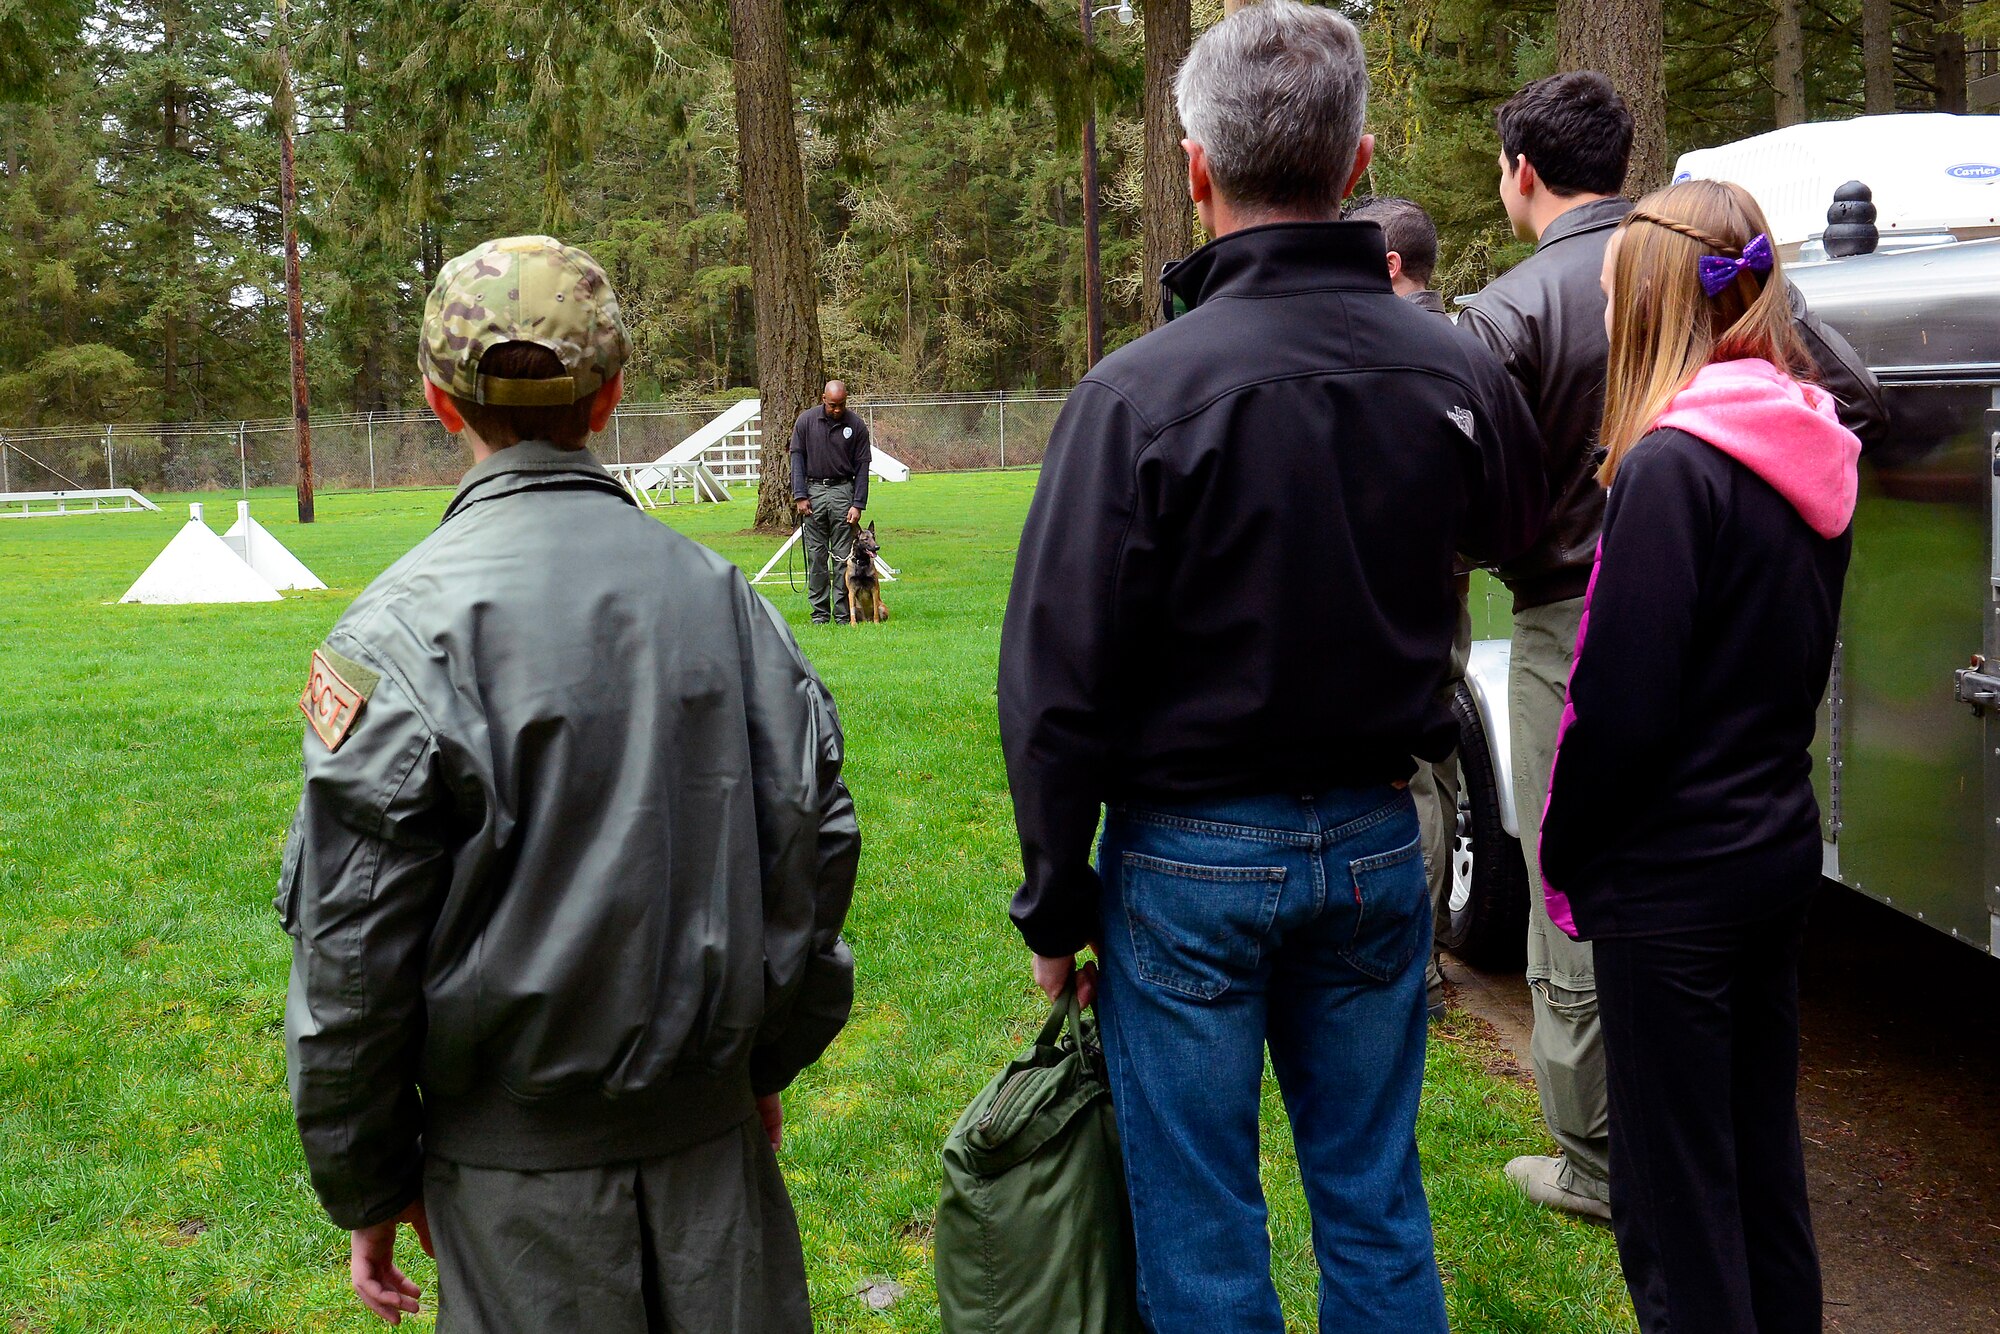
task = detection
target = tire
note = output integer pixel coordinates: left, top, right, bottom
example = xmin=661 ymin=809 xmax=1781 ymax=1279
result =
xmin=1436 ymin=681 xmax=1529 ymax=970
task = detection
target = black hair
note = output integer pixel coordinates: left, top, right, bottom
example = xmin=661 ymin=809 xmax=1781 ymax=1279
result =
xmin=1496 ymin=71 xmax=1633 ymax=198
xmin=1344 ymin=196 xmax=1439 ymax=285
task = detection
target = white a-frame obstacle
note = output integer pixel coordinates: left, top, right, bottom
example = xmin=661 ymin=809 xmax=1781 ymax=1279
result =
xmin=223 ymin=501 xmax=326 ymax=591
xmin=119 ymin=502 xmax=324 ymax=605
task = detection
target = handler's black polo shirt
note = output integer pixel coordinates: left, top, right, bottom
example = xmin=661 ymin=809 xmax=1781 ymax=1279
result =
xmin=789 ymin=407 xmax=872 ymax=508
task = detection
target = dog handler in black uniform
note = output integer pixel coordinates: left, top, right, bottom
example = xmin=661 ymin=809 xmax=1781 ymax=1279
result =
xmin=791 ymin=379 xmax=873 ymax=625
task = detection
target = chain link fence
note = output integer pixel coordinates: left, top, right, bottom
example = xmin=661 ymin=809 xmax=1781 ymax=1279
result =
xmin=0 ymin=390 xmax=1071 ymax=497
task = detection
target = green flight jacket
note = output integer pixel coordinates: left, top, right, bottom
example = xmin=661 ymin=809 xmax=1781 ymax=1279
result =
xmin=277 ymin=442 xmax=858 ymax=1231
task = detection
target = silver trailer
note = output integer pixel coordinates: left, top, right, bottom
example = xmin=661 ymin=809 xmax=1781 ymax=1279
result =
xmin=1445 ymin=235 xmax=2000 ymax=966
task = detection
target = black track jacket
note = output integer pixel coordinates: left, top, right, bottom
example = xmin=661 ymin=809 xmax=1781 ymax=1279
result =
xmin=999 ymin=222 xmax=1549 ymax=957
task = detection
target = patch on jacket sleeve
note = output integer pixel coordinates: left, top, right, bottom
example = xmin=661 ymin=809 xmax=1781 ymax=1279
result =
xmin=300 ymin=645 xmax=378 ymax=752
xmin=1447 ymin=406 xmax=1477 ymax=440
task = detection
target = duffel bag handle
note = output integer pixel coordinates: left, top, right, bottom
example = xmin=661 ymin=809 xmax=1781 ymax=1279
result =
xmin=1033 ymin=977 xmax=1086 ymax=1050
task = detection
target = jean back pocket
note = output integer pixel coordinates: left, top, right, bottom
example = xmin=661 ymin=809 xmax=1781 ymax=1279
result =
xmin=1340 ymin=835 xmax=1427 ymax=982
xmin=1118 ymin=853 xmax=1287 ymax=1000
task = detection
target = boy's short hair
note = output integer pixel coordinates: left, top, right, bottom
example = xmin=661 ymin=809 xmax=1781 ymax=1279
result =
xmin=1345 ymin=196 xmax=1439 ymax=285
xmin=452 ymin=343 xmax=600 ymax=450
xmin=1496 ymin=71 xmax=1633 ymax=198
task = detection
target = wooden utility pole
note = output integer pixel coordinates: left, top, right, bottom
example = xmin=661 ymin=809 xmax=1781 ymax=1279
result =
xmin=729 ymin=0 xmax=825 ymax=531
xmin=1558 ymin=0 xmax=1668 ymax=194
xmin=1142 ymin=0 xmax=1195 ymax=329
xmin=277 ymin=0 xmax=314 ymax=523
xmin=1080 ymin=0 xmax=1105 ymax=367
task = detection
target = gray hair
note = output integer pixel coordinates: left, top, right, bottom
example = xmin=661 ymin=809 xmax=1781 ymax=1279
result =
xmin=1174 ymin=0 xmax=1369 ymax=219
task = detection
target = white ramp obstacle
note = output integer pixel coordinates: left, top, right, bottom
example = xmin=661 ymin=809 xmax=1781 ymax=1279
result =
xmin=121 ymin=504 xmax=283 ymax=605
xmin=628 ymin=399 xmax=911 ymax=503
xmin=0 ymin=488 xmax=161 ymax=518
xmin=628 ymin=399 xmax=756 ymax=501
xmin=222 ymin=501 xmax=325 ymax=590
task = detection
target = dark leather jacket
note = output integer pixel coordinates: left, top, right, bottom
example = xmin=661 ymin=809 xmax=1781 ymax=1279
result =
xmin=279 ymin=443 xmax=857 ymax=1229
xmin=1459 ymin=197 xmax=1888 ymax=609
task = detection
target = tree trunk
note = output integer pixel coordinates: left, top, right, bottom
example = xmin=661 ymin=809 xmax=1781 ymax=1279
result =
xmin=1079 ymin=0 xmax=1104 ymax=368
xmin=729 ymin=0 xmax=824 ymax=532
xmin=1773 ymin=0 xmax=1807 ymax=125
xmin=1142 ymin=0 xmax=1194 ymax=332
xmin=1558 ymin=0 xmax=1668 ymax=195
xmin=1862 ymin=0 xmax=1896 ymax=111
xmin=1932 ymin=0 xmax=1967 ymax=112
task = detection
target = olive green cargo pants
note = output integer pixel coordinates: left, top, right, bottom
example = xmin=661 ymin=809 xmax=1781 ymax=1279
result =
xmin=1417 ymin=589 xmax=1473 ymax=996
xmin=802 ymin=479 xmax=856 ymax=624
xmin=425 ymin=1117 xmax=812 ymax=1333
xmin=1510 ymin=596 xmax=1611 ymax=1203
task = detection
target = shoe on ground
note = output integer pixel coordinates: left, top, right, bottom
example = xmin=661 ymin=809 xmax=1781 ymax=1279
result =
xmin=1425 ymin=954 xmax=1447 ymax=1022
xmin=1504 ymin=1155 xmax=1612 ymax=1222
xmin=811 ymin=616 xmax=831 ymax=625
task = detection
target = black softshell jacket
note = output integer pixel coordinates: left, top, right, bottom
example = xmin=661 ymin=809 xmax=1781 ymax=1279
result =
xmin=1539 ymin=429 xmax=1851 ymax=937
xmin=279 ymin=443 xmax=858 ymax=1230
xmin=1000 ymin=222 xmax=1550 ymax=957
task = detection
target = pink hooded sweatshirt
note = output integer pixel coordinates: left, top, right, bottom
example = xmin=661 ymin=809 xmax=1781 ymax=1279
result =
xmin=1539 ymin=357 xmax=1862 ymax=938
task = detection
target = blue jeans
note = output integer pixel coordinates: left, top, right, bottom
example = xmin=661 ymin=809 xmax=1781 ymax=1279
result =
xmin=1095 ymin=786 xmax=1447 ymax=1334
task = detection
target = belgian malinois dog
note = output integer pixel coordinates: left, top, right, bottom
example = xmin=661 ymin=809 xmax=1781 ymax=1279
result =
xmin=843 ymin=521 xmax=889 ymax=624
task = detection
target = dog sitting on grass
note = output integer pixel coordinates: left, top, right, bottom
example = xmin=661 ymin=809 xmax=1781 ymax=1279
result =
xmin=843 ymin=522 xmax=889 ymax=624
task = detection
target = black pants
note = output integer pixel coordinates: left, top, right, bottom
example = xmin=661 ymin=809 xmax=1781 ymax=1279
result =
xmin=1595 ymin=900 xmax=1820 ymax=1334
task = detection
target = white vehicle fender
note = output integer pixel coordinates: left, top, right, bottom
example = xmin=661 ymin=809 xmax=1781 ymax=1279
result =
xmin=1461 ymin=638 xmax=1521 ymax=839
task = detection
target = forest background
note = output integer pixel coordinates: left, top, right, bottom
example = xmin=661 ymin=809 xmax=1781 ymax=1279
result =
xmin=0 ymin=0 xmax=1995 ymax=440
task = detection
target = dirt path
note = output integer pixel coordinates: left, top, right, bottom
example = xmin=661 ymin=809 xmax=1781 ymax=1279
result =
xmin=1446 ymin=886 xmax=2000 ymax=1333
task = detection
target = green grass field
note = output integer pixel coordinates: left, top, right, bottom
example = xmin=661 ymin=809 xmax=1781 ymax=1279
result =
xmin=0 ymin=471 xmax=1628 ymax=1331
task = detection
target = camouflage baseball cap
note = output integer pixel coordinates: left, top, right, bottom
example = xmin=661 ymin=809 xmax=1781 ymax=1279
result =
xmin=420 ymin=235 xmax=630 ymax=406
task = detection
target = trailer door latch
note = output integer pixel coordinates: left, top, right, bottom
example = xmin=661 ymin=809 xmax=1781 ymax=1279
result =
xmin=1956 ymin=655 xmax=2000 ymax=715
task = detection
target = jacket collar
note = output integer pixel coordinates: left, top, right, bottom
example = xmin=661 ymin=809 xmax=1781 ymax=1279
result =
xmin=442 ymin=440 xmax=633 ymax=524
xmin=1405 ymin=288 xmax=1448 ymax=315
xmin=1161 ymin=221 xmax=1393 ymax=318
xmin=1535 ymin=196 xmax=1633 ymax=253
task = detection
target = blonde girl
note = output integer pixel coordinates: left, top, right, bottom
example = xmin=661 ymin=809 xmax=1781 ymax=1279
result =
xmin=1540 ymin=180 xmax=1862 ymax=1334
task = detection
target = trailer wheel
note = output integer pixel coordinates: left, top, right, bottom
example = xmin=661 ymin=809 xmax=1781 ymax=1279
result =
xmin=1437 ymin=681 xmax=1529 ymax=970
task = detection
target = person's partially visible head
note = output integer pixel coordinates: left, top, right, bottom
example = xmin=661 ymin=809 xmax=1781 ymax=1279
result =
xmin=822 ymin=380 xmax=849 ymax=418
xmin=1175 ymin=0 xmax=1374 ymax=234
xmin=1598 ymin=180 xmax=1809 ymax=485
xmin=419 ymin=235 xmax=629 ymax=451
xmin=1495 ymin=72 xmax=1632 ymax=240
xmin=1345 ymin=196 xmax=1438 ymax=294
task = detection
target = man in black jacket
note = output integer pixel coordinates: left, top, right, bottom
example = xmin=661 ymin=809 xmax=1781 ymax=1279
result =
xmin=1348 ymin=193 xmax=1470 ymax=1021
xmin=999 ymin=5 xmax=1547 ymax=1327
xmin=790 ymin=379 xmax=872 ymax=624
xmin=1458 ymin=73 xmax=1887 ymax=1222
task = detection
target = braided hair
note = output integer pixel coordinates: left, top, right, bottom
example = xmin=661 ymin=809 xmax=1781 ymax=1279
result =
xmin=1597 ymin=179 xmax=1812 ymax=485
xmin=1625 ymin=210 xmax=1738 ymax=255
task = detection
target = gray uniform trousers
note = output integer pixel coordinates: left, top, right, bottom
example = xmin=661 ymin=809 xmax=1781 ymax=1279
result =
xmin=1510 ymin=595 xmax=1611 ymax=1201
xmin=802 ymin=479 xmax=857 ymax=624
xmin=426 ymin=1117 xmax=812 ymax=1334
xmin=1416 ymin=588 xmax=1473 ymax=995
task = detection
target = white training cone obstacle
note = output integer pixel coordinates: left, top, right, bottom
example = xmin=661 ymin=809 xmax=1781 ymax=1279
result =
xmin=119 ymin=503 xmax=298 ymax=605
xmin=223 ymin=501 xmax=326 ymax=591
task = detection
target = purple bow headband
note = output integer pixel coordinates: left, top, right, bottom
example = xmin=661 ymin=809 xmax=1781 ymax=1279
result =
xmin=1697 ymin=232 xmax=1773 ymax=297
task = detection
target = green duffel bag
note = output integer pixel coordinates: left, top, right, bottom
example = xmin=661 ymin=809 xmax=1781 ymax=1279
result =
xmin=935 ymin=985 xmax=1144 ymax=1333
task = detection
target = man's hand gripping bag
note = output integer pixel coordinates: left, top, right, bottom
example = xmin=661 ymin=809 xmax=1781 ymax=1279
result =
xmin=935 ymin=987 xmax=1143 ymax=1332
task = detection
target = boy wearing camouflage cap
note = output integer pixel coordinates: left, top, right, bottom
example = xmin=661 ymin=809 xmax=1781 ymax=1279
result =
xmin=279 ymin=236 xmax=857 ymax=1331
